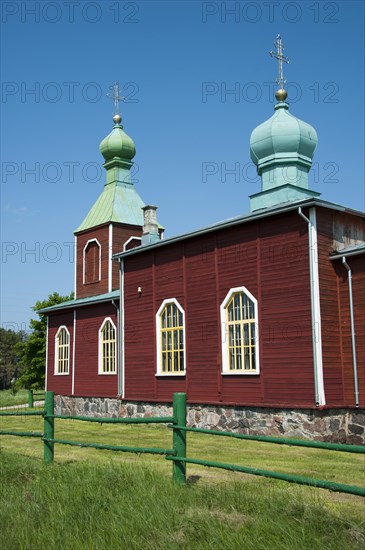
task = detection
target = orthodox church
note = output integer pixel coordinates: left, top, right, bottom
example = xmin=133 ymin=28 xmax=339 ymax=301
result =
xmin=40 ymin=39 xmax=365 ymax=443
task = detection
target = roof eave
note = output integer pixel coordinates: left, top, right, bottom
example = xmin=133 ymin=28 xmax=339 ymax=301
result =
xmin=330 ymin=247 xmax=365 ymax=261
xmin=38 ymin=291 xmax=119 ymax=314
xmin=113 ymin=198 xmax=364 ymax=261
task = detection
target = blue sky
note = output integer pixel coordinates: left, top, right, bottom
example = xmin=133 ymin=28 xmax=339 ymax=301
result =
xmin=1 ymin=0 xmax=364 ymax=332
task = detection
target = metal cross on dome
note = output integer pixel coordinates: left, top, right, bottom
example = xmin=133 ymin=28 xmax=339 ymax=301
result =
xmin=107 ymin=81 xmax=125 ymax=115
xmin=269 ymin=34 xmax=290 ymax=90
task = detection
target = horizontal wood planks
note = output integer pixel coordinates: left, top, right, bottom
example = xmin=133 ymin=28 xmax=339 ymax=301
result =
xmin=124 ymin=211 xmax=316 ymax=407
xmin=46 ymin=303 xmax=118 ymax=398
xmin=76 ymin=223 xmax=142 ymax=298
xmin=317 ymin=208 xmax=365 ymax=407
xmin=47 ymin=312 xmax=74 ymax=395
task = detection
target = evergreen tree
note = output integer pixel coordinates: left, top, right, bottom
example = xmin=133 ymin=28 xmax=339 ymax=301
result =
xmin=0 ymin=328 xmax=26 ymax=389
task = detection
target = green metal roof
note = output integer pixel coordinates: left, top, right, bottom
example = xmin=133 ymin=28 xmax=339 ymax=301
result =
xmin=38 ymin=290 xmax=119 ymax=314
xmin=75 ymin=181 xmax=145 ymax=233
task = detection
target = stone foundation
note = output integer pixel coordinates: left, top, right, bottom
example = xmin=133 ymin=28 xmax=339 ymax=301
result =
xmin=55 ymin=396 xmax=365 ymax=445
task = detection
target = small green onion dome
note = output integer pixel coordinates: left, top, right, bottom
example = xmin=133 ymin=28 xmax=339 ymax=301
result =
xmin=100 ymin=115 xmax=136 ymax=162
xmin=250 ymin=101 xmax=318 ymax=172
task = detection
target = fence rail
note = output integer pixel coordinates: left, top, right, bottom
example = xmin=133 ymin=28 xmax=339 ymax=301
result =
xmin=0 ymin=391 xmax=364 ymax=496
xmin=170 ymin=425 xmax=365 ymax=454
xmin=28 ymin=389 xmax=45 ymax=408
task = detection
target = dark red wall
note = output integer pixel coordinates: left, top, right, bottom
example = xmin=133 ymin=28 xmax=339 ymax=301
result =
xmin=123 ymin=210 xmax=316 ymax=408
xmin=46 ymin=303 xmax=118 ymax=398
xmin=75 ymin=223 xmax=142 ymax=299
xmin=48 ymin=207 xmax=364 ymax=409
xmin=317 ymin=207 xmax=365 ymax=407
xmin=47 ymin=312 xmax=74 ymax=395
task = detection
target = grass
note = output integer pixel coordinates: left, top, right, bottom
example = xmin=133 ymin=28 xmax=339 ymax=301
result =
xmin=0 ymin=388 xmax=45 ymax=408
xmin=1 ymin=407 xmax=364 ymax=548
xmin=0 ymin=388 xmax=31 ymax=407
xmin=0 ymin=450 xmax=364 ymax=550
xmin=0 ymin=412 xmax=364 ymax=487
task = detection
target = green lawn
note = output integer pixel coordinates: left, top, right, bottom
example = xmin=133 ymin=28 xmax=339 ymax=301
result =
xmin=0 ymin=448 xmax=364 ymax=550
xmin=1 ymin=403 xmax=364 ymax=550
xmin=0 ymin=410 xmax=364 ymax=489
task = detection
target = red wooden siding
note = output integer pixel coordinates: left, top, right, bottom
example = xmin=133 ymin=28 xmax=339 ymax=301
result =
xmin=76 ymin=226 xmax=110 ymax=298
xmin=124 ymin=210 xmax=316 ymax=408
xmin=258 ymin=213 xmax=314 ymax=406
xmin=111 ymin=224 xmax=143 ymax=290
xmin=73 ymin=303 xmax=118 ymax=397
xmin=123 ymin=252 xmax=159 ymax=400
xmin=46 ymin=303 xmax=118 ymax=398
xmin=349 ymin=257 xmax=365 ymax=403
xmin=47 ymin=312 xmax=74 ymax=395
xmin=76 ymin=223 xmax=142 ymax=299
xmin=47 ymin=206 xmax=364 ymax=408
xmin=332 ymin=256 xmax=365 ymax=406
xmin=317 ymin=208 xmax=365 ymax=407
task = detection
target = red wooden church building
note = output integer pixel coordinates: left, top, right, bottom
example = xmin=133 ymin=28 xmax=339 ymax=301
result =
xmin=40 ymin=64 xmax=365 ymax=443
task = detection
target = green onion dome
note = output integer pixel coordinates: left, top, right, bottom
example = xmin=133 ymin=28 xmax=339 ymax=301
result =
xmin=100 ymin=114 xmax=136 ymax=162
xmin=250 ymin=102 xmax=318 ymax=175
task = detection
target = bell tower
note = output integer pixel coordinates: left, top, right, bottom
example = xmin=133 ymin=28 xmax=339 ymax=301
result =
xmin=74 ymin=82 xmax=162 ymax=299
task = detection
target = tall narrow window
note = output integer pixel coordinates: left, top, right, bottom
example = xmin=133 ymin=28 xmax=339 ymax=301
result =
xmin=156 ymin=299 xmax=185 ymax=375
xmin=55 ymin=326 xmax=70 ymax=375
xmin=99 ymin=318 xmax=116 ymax=374
xmin=221 ymin=287 xmax=259 ymax=374
xmin=84 ymin=239 xmax=101 ymax=284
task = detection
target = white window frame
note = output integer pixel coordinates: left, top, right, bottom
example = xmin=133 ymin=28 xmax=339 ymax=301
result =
xmin=123 ymin=235 xmax=142 ymax=251
xmin=83 ymin=238 xmax=101 ymax=284
xmin=156 ymin=298 xmax=186 ymax=376
xmin=98 ymin=317 xmax=117 ymax=375
xmin=220 ymin=286 xmax=260 ymax=375
xmin=54 ymin=325 xmax=70 ymax=375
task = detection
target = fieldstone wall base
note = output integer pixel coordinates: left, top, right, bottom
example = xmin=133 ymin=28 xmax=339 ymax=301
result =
xmin=55 ymin=396 xmax=365 ymax=445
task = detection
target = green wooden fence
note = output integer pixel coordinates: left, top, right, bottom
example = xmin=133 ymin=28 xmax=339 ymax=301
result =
xmin=0 ymin=391 xmax=364 ymax=496
xmin=27 ymin=389 xmax=45 ymax=408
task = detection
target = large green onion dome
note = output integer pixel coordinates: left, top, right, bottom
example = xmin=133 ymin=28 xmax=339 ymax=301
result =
xmin=250 ymin=101 xmax=318 ymax=175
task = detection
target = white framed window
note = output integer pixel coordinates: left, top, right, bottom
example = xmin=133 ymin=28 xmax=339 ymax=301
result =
xmin=156 ymin=299 xmax=186 ymax=376
xmin=98 ymin=318 xmax=117 ymax=374
xmin=55 ymin=326 xmax=70 ymax=375
xmin=83 ymin=238 xmax=101 ymax=284
xmin=221 ymin=287 xmax=259 ymax=375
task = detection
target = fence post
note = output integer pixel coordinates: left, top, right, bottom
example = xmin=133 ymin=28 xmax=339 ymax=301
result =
xmin=28 ymin=389 xmax=34 ymax=408
xmin=44 ymin=391 xmax=54 ymax=464
xmin=172 ymin=392 xmax=187 ymax=483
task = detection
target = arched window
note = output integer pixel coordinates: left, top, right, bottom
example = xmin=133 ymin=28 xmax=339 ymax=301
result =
xmin=156 ymin=299 xmax=185 ymax=375
xmin=221 ymin=287 xmax=259 ymax=374
xmin=98 ymin=318 xmax=117 ymax=374
xmin=55 ymin=326 xmax=70 ymax=375
xmin=84 ymin=239 xmax=101 ymax=284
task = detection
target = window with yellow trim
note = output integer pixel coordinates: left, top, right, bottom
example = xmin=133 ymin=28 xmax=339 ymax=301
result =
xmin=156 ymin=300 xmax=185 ymax=375
xmin=55 ymin=326 xmax=70 ymax=375
xmin=221 ymin=288 xmax=259 ymax=374
xmin=99 ymin=318 xmax=116 ymax=374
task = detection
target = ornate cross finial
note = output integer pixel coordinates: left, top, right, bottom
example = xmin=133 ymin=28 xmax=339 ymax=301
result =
xmin=107 ymin=82 xmax=125 ymax=122
xmin=269 ymin=34 xmax=290 ymax=94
